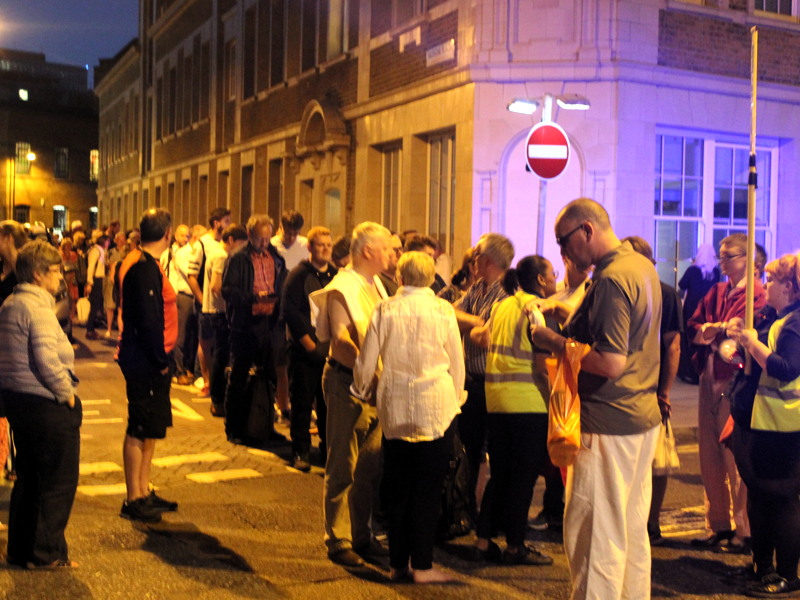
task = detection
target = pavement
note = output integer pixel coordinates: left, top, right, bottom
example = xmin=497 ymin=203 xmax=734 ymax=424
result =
xmin=0 ymin=332 xmax=759 ymax=599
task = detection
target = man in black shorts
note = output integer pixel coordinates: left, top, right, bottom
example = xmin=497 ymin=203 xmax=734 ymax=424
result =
xmin=117 ymin=208 xmax=179 ymax=523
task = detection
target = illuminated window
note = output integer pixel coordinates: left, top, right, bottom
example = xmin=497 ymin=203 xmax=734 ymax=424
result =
xmin=89 ymin=206 xmax=98 ymax=231
xmin=53 ymin=205 xmax=67 ymax=235
xmin=327 ymin=0 xmax=348 ymax=60
xmin=55 ymin=147 xmax=69 ymax=179
xmin=654 ymin=132 xmax=777 ymax=288
xmin=15 ymin=142 xmax=32 ymax=174
xmin=428 ymin=131 xmax=456 ymax=254
xmin=90 ymin=149 xmax=99 ymax=182
xmin=18 ymin=88 xmax=28 ymax=101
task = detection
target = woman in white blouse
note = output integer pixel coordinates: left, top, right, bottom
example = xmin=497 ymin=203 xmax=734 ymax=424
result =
xmin=354 ymin=251 xmax=465 ymax=584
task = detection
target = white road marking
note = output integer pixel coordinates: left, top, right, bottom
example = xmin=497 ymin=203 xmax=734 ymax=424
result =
xmin=83 ymin=410 xmax=100 ymax=416
xmin=81 ymin=399 xmax=112 ymax=405
xmin=81 ymin=362 xmax=112 ymax=369
xmin=77 ymin=482 xmax=127 ymax=496
xmin=80 ymin=462 xmax=123 ymax=475
xmin=170 ymin=398 xmax=204 ymax=421
xmin=677 ymin=443 xmax=698 ymax=454
xmin=83 ymin=417 xmax=124 ymax=425
xmin=152 ymin=452 xmax=230 ymax=468
xmin=186 ymin=469 xmax=263 ymax=483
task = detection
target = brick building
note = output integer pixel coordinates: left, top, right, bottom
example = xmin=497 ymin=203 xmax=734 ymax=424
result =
xmin=0 ymin=48 xmax=99 ymax=235
xmin=95 ymin=0 xmax=800 ymax=285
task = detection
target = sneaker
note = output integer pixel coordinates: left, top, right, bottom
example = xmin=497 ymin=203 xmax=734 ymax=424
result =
xmin=291 ymin=454 xmax=311 ymax=473
xmin=120 ymin=498 xmax=162 ymax=523
xmin=146 ymin=490 xmax=178 ymax=512
xmin=502 ymin=544 xmax=554 ymax=566
xmin=529 ymin=509 xmax=563 ymax=531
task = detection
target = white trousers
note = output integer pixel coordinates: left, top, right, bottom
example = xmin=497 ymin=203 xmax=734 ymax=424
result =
xmin=564 ymin=425 xmax=660 ymax=600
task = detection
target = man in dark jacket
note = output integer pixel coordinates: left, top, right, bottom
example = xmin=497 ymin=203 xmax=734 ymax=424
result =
xmin=221 ymin=215 xmax=286 ymax=445
xmin=280 ymin=226 xmax=337 ymax=471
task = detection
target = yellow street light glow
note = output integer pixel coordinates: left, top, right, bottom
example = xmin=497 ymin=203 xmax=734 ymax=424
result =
xmin=26 ymin=152 xmax=36 ymax=162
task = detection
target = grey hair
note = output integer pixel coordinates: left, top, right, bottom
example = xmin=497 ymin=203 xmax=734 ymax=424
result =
xmin=16 ymin=240 xmax=62 ymax=284
xmin=350 ymin=221 xmax=390 ymax=258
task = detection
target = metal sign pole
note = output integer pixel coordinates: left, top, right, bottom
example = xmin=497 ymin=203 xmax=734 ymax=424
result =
xmin=745 ymin=26 xmax=758 ymax=373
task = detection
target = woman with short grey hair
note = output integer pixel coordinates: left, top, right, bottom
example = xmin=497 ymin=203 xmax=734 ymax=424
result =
xmin=354 ymin=251 xmax=465 ymax=583
xmin=0 ymin=240 xmax=81 ymax=569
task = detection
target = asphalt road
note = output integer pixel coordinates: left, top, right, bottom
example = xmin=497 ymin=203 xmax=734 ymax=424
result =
xmin=0 ymin=333 xmax=758 ymax=599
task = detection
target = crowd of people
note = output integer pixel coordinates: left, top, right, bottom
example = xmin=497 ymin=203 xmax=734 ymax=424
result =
xmin=0 ymin=198 xmax=799 ymax=599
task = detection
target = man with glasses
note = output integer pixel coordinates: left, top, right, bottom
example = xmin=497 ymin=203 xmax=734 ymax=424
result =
xmin=532 ymin=198 xmax=662 ymax=599
xmin=687 ymin=233 xmax=766 ymax=552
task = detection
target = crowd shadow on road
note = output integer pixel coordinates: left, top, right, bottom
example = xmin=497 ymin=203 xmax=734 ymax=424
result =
xmin=140 ymin=520 xmax=253 ymax=572
xmin=652 ymin=555 xmax=748 ymax=597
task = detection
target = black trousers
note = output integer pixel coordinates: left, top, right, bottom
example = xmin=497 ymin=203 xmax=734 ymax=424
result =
xmin=173 ymin=293 xmax=196 ymax=376
xmin=477 ymin=412 xmax=548 ymax=547
xmin=225 ymin=318 xmax=275 ymax=440
xmin=85 ymin=277 xmax=104 ymax=333
xmin=4 ymin=391 xmax=81 ymax=566
xmin=382 ymin=422 xmax=453 ymax=571
xmin=288 ymin=347 xmax=326 ymax=456
xmin=457 ymin=374 xmax=487 ymax=517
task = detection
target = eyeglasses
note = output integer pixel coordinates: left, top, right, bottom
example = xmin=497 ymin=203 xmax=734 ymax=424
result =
xmin=718 ymin=253 xmax=745 ymax=261
xmin=556 ymin=224 xmax=584 ymax=248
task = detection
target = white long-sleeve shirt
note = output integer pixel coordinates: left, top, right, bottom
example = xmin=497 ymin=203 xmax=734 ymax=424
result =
xmin=353 ymin=285 xmax=465 ymax=442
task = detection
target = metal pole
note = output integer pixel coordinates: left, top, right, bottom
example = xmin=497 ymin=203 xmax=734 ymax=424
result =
xmin=745 ymin=26 xmax=758 ymax=373
xmin=537 ymin=179 xmax=547 ymax=255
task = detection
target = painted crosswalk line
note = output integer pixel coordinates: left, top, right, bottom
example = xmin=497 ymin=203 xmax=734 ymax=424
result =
xmin=170 ymin=398 xmax=204 ymax=421
xmin=77 ymin=482 xmax=128 ymax=496
xmin=677 ymin=443 xmax=698 ymax=454
xmin=152 ymin=452 xmax=230 ymax=468
xmin=83 ymin=417 xmax=124 ymax=425
xmin=82 ymin=399 xmax=112 ymax=405
xmin=80 ymin=461 xmax=123 ymax=475
xmin=186 ymin=468 xmax=264 ymax=483
xmin=83 ymin=410 xmax=100 ymax=416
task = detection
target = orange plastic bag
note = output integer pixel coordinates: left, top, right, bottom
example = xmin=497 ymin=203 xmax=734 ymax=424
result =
xmin=546 ymin=340 xmax=590 ymax=468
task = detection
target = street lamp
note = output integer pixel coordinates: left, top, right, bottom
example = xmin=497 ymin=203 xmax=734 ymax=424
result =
xmin=507 ymin=93 xmax=590 ymax=254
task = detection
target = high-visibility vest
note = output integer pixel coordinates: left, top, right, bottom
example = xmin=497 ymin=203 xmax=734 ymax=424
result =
xmin=485 ymin=291 xmax=548 ymax=414
xmin=751 ymin=313 xmax=800 ymax=432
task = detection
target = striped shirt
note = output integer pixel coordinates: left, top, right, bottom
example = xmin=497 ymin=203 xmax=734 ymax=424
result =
xmin=455 ymin=278 xmax=508 ymax=376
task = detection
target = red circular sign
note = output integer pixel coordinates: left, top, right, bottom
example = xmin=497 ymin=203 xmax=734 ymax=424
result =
xmin=526 ymin=122 xmax=570 ymax=179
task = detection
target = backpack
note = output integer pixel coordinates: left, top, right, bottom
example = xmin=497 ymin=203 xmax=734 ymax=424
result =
xmin=436 ymin=431 xmax=474 ymax=541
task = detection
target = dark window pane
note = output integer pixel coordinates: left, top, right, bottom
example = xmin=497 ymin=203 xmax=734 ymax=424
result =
xmin=734 ymin=149 xmax=749 ymax=186
xmin=733 ymin=188 xmax=748 ymax=220
xmin=714 ymin=188 xmax=731 ymax=220
xmin=684 ymin=178 xmax=700 ymax=217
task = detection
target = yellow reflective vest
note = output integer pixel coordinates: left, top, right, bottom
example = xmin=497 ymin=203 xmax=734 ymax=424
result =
xmin=485 ymin=290 xmax=548 ymax=414
xmin=751 ymin=314 xmax=800 ymax=432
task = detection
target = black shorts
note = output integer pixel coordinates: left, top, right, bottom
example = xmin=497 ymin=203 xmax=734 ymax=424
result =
xmin=120 ymin=361 xmax=172 ymax=440
xmin=199 ymin=312 xmax=226 ymax=342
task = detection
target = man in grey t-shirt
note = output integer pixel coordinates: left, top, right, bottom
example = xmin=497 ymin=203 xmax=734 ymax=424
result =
xmin=533 ymin=198 xmax=662 ymax=600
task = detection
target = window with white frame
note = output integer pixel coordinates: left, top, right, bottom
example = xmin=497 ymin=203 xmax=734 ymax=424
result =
xmin=755 ymin=0 xmax=795 ymax=16
xmin=53 ymin=205 xmax=67 ymax=235
xmin=381 ymin=142 xmax=401 ymax=233
xmin=654 ymin=132 xmax=777 ymax=288
xmin=15 ymin=142 xmax=32 ymax=174
xmin=428 ymin=131 xmax=456 ymax=254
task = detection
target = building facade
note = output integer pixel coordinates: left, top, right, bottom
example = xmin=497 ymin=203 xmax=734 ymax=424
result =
xmin=95 ymin=0 xmax=800 ymax=286
xmin=0 ymin=48 xmax=99 ymax=235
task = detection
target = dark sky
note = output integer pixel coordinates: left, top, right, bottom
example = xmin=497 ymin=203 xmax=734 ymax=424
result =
xmin=0 ymin=0 xmax=139 ymax=70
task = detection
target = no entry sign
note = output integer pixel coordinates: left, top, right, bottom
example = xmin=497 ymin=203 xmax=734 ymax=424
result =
xmin=526 ymin=122 xmax=570 ymax=179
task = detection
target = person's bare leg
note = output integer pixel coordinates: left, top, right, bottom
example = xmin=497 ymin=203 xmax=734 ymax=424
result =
xmin=105 ymin=309 xmax=115 ymax=335
xmin=123 ymin=435 xmax=145 ymax=501
xmin=138 ymin=439 xmax=157 ymax=496
xmin=649 ymin=474 xmax=669 ymax=529
xmin=199 ymin=337 xmax=213 ymax=393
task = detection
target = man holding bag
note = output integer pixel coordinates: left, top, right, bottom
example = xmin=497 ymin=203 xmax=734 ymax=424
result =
xmin=533 ymin=198 xmax=662 ymax=600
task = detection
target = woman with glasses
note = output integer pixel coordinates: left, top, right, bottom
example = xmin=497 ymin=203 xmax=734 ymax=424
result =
xmin=0 ymin=241 xmax=81 ymax=569
xmin=687 ymin=233 xmax=766 ymax=552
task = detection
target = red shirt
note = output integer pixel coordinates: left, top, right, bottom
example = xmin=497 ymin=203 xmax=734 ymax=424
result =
xmin=251 ymin=249 xmax=275 ymax=296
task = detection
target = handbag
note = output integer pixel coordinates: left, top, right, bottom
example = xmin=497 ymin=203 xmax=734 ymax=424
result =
xmin=546 ymin=340 xmax=589 ymax=468
xmin=652 ymin=419 xmax=680 ymax=475
xmin=76 ymin=297 xmax=91 ymax=326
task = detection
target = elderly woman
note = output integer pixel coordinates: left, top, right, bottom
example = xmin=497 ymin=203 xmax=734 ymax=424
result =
xmin=0 ymin=240 xmax=81 ymax=569
xmin=726 ymin=254 xmax=800 ymax=597
xmin=354 ymin=251 xmax=465 ymax=584
xmin=687 ymin=233 xmax=765 ymax=551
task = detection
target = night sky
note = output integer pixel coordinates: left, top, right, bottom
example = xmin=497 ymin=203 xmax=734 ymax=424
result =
xmin=0 ymin=0 xmax=139 ymax=73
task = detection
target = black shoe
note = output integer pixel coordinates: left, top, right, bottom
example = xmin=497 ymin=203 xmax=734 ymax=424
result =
xmin=120 ymin=498 xmax=162 ymax=523
xmin=529 ymin=508 xmax=563 ymax=531
xmin=691 ymin=529 xmax=735 ymax=547
xmin=502 ymin=544 xmax=554 ymax=566
xmin=291 ymin=454 xmax=311 ymax=473
xmin=354 ymin=538 xmax=389 ymax=561
xmin=210 ymin=403 xmax=225 ymax=417
xmin=724 ymin=563 xmax=762 ymax=583
xmin=469 ymin=539 xmax=503 ymax=563
xmin=746 ymin=573 xmax=800 ymax=597
xmin=147 ymin=490 xmax=178 ymax=512
xmin=648 ymin=522 xmax=666 ymax=546
xmin=328 ymin=548 xmax=365 ymax=567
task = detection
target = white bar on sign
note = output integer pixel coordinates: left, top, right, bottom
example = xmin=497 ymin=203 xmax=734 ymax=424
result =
xmin=528 ymin=145 xmax=568 ymax=159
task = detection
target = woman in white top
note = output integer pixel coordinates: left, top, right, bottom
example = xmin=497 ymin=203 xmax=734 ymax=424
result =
xmin=354 ymin=251 xmax=465 ymax=584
